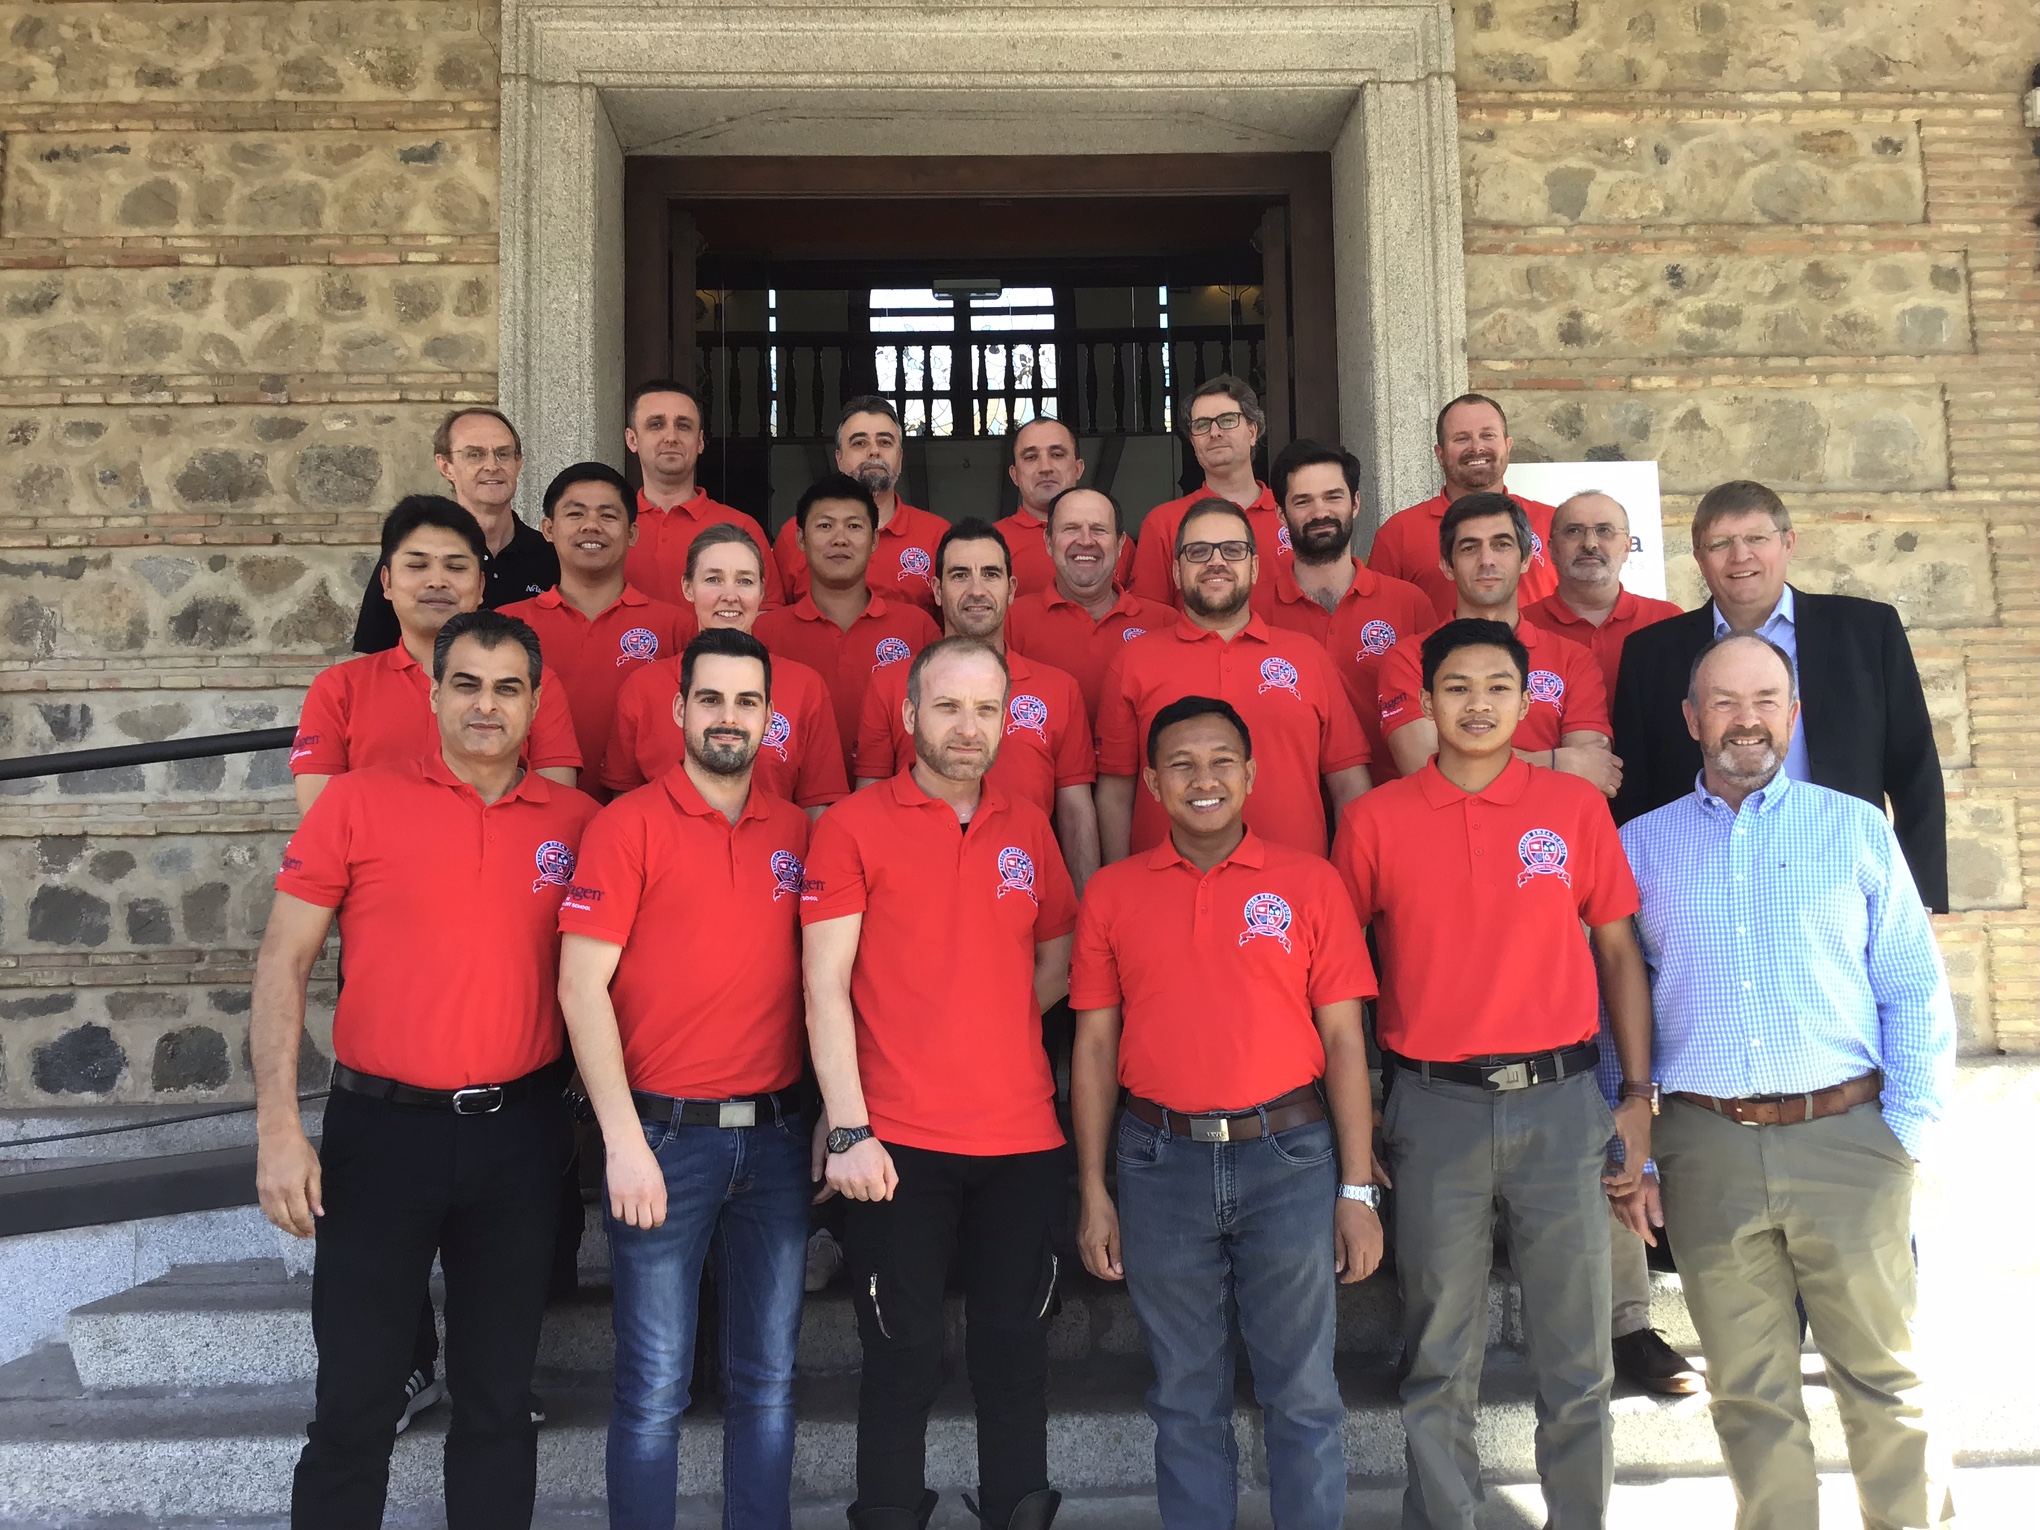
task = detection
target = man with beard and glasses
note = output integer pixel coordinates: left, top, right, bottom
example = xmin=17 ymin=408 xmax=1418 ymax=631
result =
xmin=995 ymin=417 xmax=1136 ymax=598
xmin=1098 ymin=501 xmax=1371 ymax=862
xmin=1367 ymin=394 xmax=1559 ymax=620
xmin=802 ymin=636 xmax=1078 ymax=1530
xmin=1619 ymin=632 xmax=1955 ymax=1530
xmin=557 ymin=627 xmax=818 ymax=1530
xmin=774 ymin=396 xmax=948 ymax=616
xmin=1521 ymin=491 xmax=1681 ymax=697
xmin=856 ymin=518 xmax=1100 ymax=892
xmin=1129 ymin=377 xmax=1287 ymax=609
xmin=1260 ymin=439 xmax=1434 ymax=781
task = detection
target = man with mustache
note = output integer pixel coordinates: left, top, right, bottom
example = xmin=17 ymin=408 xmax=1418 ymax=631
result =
xmin=774 ymin=396 xmax=947 ymax=616
xmin=1367 ymin=394 xmax=1558 ymax=620
xmin=1619 ymin=632 xmax=1956 ymax=1530
xmin=623 ymin=378 xmax=785 ymax=609
xmin=994 ymin=417 xmax=1136 ymax=598
xmin=1520 ymin=490 xmax=1681 ymax=697
xmin=1129 ymin=377 xmax=1287 ymax=609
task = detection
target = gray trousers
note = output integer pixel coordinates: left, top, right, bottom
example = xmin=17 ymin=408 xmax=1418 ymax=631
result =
xmin=1656 ymin=1098 xmax=1952 ymax=1529
xmin=1610 ymin=1212 xmax=1652 ymax=1338
xmin=1381 ymin=1068 xmax=1616 ymax=1530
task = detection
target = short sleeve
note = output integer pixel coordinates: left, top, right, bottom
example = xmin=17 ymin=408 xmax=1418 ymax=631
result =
xmin=1559 ymin=642 xmax=1611 ymax=738
xmin=1050 ymin=670 xmax=1097 ymax=787
xmin=600 ymin=667 xmax=653 ymax=793
xmin=528 ymin=677 xmax=585 ymax=771
xmin=1330 ymin=799 xmax=1382 ymax=923
xmin=556 ymin=799 xmax=646 ymax=944
xmin=1312 ymin=652 xmax=1371 ymax=770
xmin=1094 ymin=646 xmax=1142 ymax=775
xmin=854 ymin=673 xmax=900 ymax=781
xmin=1375 ymin=640 xmax=1424 ymax=738
xmin=289 ymin=665 xmax=353 ymax=776
xmin=792 ymin=679 xmax=850 ymax=806
xmin=1366 ymin=515 xmax=1412 ymax=582
xmin=1128 ymin=512 xmax=1177 ymax=603
xmin=799 ymin=808 xmax=871 ymax=923
xmin=1067 ymin=886 xmax=1124 ymax=1011
xmin=1577 ymin=800 xmax=1642 ymax=926
xmin=1030 ymin=818 xmax=1080 ymax=941
xmin=275 ymin=777 xmax=357 ymax=907
xmin=1304 ymin=866 xmax=1379 ymax=1005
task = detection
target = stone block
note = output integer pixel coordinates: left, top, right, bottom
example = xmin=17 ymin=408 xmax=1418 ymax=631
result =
xmin=1780 ymin=522 xmax=1996 ymax=632
xmin=1944 ymin=795 xmax=2024 ymax=913
xmin=0 ymin=403 xmax=445 ymax=529
xmin=1497 ymin=386 xmax=1950 ymax=495
xmin=0 ymin=686 xmax=310 ymax=804
xmin=1463 ymin=119 xmax=1926 ymax=226
xmin=0 ymin=267 xmax=495 ymax=379
xmin=0 ymin=4 xmax=497 ymax=105
xmin=6 ymin=130 xmax=497 ymax=240
xmin=1454 ymin=0 xmax=2040 ymax=94
xmin=1467 ymin=253 xmax=1972 ymax=359
xmin=1935 ymin=924 xmax=1995 ymax=1053
xmin=2 ymin=831 xmax=290 ymax=953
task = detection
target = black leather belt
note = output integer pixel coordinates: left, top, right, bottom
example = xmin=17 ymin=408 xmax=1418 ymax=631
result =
xmin=631 ymin=1085 xmax=809 ymax=1130
xmin=1393 ymin=1042 xmax=1598 ymax=1092
xmin=331 ymin=1059 xmax=563 ymax=1115
xmin=1124 ymin=1083 xmax=1323 ymax=1143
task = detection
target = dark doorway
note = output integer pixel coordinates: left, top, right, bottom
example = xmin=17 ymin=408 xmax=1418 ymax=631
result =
xmin=622 ymin=157 xmax=1338 ymax=534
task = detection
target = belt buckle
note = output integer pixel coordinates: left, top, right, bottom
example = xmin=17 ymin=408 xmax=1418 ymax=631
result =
xmin=451 ymin=1084 xmax=504 ymax=1116
xmin=1485 ymin=1062 xmax=1531 ymax=1092
xmin=717 ymin=1101 xmax=758 ymax=1129
xmin=1190 ymin=1116 xmax=1231 ymax=1144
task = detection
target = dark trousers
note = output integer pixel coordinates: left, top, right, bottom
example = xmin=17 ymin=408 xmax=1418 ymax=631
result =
xmin=842 ymin=1143 xmax=1067 ymax=1525
xmin=291 ymin=1084 xmax=570 ymax=1530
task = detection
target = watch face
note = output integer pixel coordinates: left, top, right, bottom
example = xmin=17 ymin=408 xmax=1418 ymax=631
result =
xmin=827 ymin=1127 xmax=864 ymax=1153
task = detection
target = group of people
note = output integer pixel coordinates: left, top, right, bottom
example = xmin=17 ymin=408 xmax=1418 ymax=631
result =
xmin=250 ymin=374 xmax=1957 ymax=1530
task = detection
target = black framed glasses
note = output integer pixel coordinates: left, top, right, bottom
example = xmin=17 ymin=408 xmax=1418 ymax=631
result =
xmin=1187 ymin=411 xmax=1246 ymax=436
xmin=1178 ymin=539 xmax=1253 ymax=564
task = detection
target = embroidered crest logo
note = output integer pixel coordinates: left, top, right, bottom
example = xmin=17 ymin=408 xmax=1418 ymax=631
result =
xmin=532 ymin=839 xmax=576 ymax=893
xmin=1121 ymin=627 xmax=1146 ymax=642
xmin=1516 ymin=828 xmax=1572 ymax=888
xmin=873 ymin=636 xmax=912 ymax=670
xmin=616 ymin=627 xmax=660 ymax=665
xmin=898 ymin=547 xmax=934 ymax=587
xmin=1257 ymin=656 xmax=1302 ymax=699
xmin=1277 ymin=525 xmax=1293 ymax=554
xmin=1358 ymin=620 xmax=1397 ymax=657
xmin=770 ymin=849 xmax=806 ymax=901
xmin=996 ymin=846 xmax=1038 ymax=902
xmin=1239 ymin=892 xmax=1295 ymax=953
xmin=1527 ymin=669 xmax=1565 ymax=706
xmin=1530 ymin=530 xmax=1545 ymax=560
xmin=1007 ymin=693 xmax=1049 ymax=742
xmin=762 ymin=709 xmax=792 ymax=760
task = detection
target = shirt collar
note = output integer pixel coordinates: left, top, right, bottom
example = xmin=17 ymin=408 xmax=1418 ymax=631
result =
xmin=1415 ymin=753 xmax=1532 ymax=809
xmin=636 ymin=486 xmax=713 ymax=518
xmin=1692 ymin=767 xmax=1794 ymax=818
xmin=1042 ymin=581 xmax=1139 ymax=618
xmin=1143 ymin=827 xmax=1267 ymax=873
xmin=884 ymin=765 xmax=1009 ymax=821
xmin=1271 ymin=555 xmax=1379 ymax=610
xmin=1170 ymin=612 xmax=1272 ymax=645
xmin=790 ymin=590 xmax=890 ymax=624
xmin=419 ymin=749 xmax=552 ymax=805
xmin=660 ymin=762 xmax=770 ymax=825
xmin=379 ymin=643 xmax=427 ymax=676
xmin=1712 ymin=582 xmax=1795 ymax=637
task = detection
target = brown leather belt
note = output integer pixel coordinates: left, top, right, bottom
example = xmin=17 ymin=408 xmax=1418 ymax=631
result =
xmin=1125 ymin=1084 xmax=1323 ymax=1144
xmin=1672 ymin=1069 xmax=1882 ymax=1127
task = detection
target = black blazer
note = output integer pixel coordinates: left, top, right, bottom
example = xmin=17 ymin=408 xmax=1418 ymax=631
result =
xmin=1611 ymin=587 xmax=1948 ymax=912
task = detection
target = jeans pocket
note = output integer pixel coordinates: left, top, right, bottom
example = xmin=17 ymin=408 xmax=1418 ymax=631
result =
xmin=640 ymin=1117 xmax=671 ymax=1154
xmin=1267 ymin=1117 xmax=1336 ymax=1168
xmin=1116 ymin=1111 xmax=1164 ymax=1169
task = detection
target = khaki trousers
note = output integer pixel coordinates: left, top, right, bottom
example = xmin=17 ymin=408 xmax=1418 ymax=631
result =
xmin=1610 ymin=1213 xmax=1652 ymax=1339
xmin=1655 ymin=1097 xmax=1952 ymax=1530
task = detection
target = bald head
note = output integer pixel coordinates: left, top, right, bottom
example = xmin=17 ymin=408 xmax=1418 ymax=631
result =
xmin=1549 ymin=490 xmax=1633 ymax=600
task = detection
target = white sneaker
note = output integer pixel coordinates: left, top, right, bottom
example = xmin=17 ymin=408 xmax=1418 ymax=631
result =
xmin=394 ymin=1367 xmax=445 ymax=1436
xmin=804 ymin=1228 xmax=845 ymax=1293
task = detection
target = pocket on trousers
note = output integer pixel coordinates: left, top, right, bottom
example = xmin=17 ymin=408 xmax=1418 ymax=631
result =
xmin=1116 ymin=1111 xmax=1164 ymax=1169
xmin=1267 ymin=1117 xmax=1336 ymax=1168
xmin=1030 ymin=1244 xmax=1062 ymax=1326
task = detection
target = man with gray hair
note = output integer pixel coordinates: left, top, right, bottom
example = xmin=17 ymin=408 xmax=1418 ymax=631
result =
xmin=1618 ymin=630 xmax=1956 ymax=1528
xmin=1521 ymin=490 xmax=1681 ymax=696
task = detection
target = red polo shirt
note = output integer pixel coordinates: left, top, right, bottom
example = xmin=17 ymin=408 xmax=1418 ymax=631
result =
xmin=1006 ymin=585 xmax=1178 ymax=722
xmin=599 ymin=651 xmax=846 ymax=808
xmin=1097 ymin=616 xmax=1371 ymax=857
xmin=290 ymin=644 xmax=582 ymax=776
xmin=1376 ymin=615 xmax=1609 ymax=756
xmin=1263 ymin=559 xmax=1436 ymax=782
xmin=855 ymin=649 xmax=1094 ymax=818
xmin=1521 ymin=589 xmax=1684 ymax=696
xmin=992 ymin=510 xmax=1139 ymax=600
xmin=1128 ymin=483 xmax=1286 ymax=608
xmin=753 ymin=594 xmax=940 ymax=777
xmin=499 ymin=585 xmax=692 ymax=777
xmin=1367 ymin=493 xmax=1559 ymax=620
xmin=1071 ymin=831 xmax=1376 ymax=1114
xmin=275 ymin=755 xmax=599 ymax=1088
xmin=626 ymin=488 xmax=784 ymax=609
xmin=557 ymin=769 xmax=810 ymax=1098
xmin=773 ymin=499 xmax=947 ymax=617
xmin=1333 ymin=757 xmax=1638 ymax=1061
xmin=800 ymin=771 xmax=1077 ymax=1155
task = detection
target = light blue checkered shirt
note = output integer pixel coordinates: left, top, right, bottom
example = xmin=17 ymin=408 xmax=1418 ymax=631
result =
xmin=1617 ymin=772 xmax=1955 ymax=1159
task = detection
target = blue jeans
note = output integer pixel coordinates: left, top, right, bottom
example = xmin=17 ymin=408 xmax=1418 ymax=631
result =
xmin=1115 ymin=1109 xmax=1347 ymax=1530
xmin=603 ymin=1106 xmax=810 ymax=1530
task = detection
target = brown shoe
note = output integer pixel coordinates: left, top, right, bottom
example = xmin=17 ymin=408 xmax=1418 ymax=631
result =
xmin=1613 ymin=1327 xmax=1704 ymax=1395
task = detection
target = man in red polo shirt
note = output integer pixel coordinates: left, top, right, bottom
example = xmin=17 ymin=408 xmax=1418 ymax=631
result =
xmin=622 ymin=378 xmax=784 ymax=609
xmin=1129 ymin=375 xmax=1285 ymax=608
xmin=604 ymin=523 xmax=846 ymax=815
xmin=754 ymin=474 xmax=940 ymax=779
xmin=294 ymin=496 xmax=582 ymax=813
xmin=1097 ymin=500 xmax=1371 ymax=862
xmin=1375 ymin=492 xmax=1619 ymax=796
xmin=501 ymin=462 xmax=691 ymax=788
xmin=1333 ymin=617 xmax=1655 ymax=1530
xmin=557 ymin=627 xmax=814 ymax=1530
xmin=1521 ymin=489 xmax=1682 ymax=696
xmin=1368 ymin=394 xmax=1559 ymax=619
xmin=773 ymin=395 xmax=947 ymax=616
xmin=803 ymin=636 xmax=1077 ymax=1530
xmin=1072 ymin=696 xmax=1382 ymax=1530
xmin=856 ymin=518 xmax=1099 ymax=892
xmin=1261 ymin=439 xmax=1435 ymax=780
xmin=253 ymin=610 xmax=599 ymax=1530
xmin=1006 ymin=487 xmax=1174 ymax=722
xmin=994 ymin=417 xmax=1137 ymax=598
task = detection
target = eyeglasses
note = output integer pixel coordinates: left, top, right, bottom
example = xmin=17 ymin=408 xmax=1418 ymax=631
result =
xmin=452 ymin=447 xmax=521 ymax=466
xmin=1701 ymin=533 xmax=1776 ymax=556
xmin=1187 ymin=411 xmax=1246 ymax=436
xmin=1178 ymin=539 xmax=1253 ymax=564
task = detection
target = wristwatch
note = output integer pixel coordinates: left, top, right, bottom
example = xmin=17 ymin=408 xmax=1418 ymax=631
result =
xmin=826 ymin=1125 xmax=874 ymax=1154
xmin=1619 ymin=1081 xmax=1661 ymax=1116
xmin=1336 ymin=1183 xmax=1383 ymax=1210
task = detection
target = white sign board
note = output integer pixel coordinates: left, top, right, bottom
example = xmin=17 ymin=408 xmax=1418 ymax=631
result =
xmin=1503 ymin=460 xmax=1668 ymax=601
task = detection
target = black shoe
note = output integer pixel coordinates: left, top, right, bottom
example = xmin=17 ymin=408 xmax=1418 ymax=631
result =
xmin=963 ymin=1487 xmax=1062 ymax=1530
xmin=1613 ymin=1327 xmax=1704 ymax=1395
xmin=847 ymin=1491 xmax=938 ymax=1530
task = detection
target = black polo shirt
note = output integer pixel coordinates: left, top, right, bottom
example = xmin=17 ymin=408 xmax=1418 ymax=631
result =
xmin=350 ymin=514 xmax=561 ymax=653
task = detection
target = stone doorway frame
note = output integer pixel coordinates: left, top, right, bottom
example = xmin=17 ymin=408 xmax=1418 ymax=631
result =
xmin=497 ymin=0 xmax=1466 ymax=524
